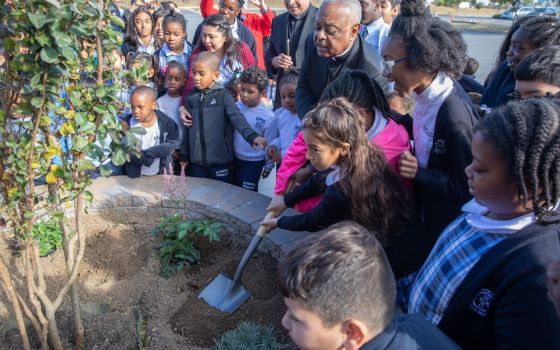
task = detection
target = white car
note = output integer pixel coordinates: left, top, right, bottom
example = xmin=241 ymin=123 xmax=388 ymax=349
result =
xmin=514 ymin=6 xmax=535 ymax=19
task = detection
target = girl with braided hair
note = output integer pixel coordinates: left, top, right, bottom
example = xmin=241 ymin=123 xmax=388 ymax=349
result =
xmin=274 ymin=69 xmax=411 ymax=213
xmin=409 ymin=99 xmax=560 ymax=349
xmin=481 ymin=16 xmax=560 ymax=108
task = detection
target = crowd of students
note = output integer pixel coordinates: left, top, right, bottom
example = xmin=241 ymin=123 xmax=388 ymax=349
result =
xmin=6 ymin=0 xmax=560 ymax=348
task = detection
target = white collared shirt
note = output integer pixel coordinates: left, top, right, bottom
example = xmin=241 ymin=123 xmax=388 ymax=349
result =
xmin=412 ymin=72 xmax=454 ymax=168
xmin=367 ymin=108 xmax=388 ymax=141
xmin=137 ymin=36 xmax=156 ymax=55
xmin=360 ymin=17 xmax=390 ymax=54
xmin=231 ymin=18 xmax=240 ymax=40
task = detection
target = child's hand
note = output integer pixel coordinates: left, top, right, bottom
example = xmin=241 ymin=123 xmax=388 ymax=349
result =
xmin=252 ymin=136 xmax=267 ymax=150
xmin=399 ymin=151 xmax=418 ymax=180
xmin=267 ymin=146 xmax=281 ymax=163
xmin=267 ymin=195 xmax=287 ymax=214
xmin=285 ymin=166 xmax=314 ymax=193
xmin=547 ymin=260 xmax=560 ymax=316
xmin=261 ymin=217 xmax=279 ymax=233
xmin=179 ymin=106 xmax=193 ymax=128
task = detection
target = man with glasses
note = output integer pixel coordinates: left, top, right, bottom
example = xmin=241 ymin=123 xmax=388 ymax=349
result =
xmin=296 ymin=0 xmax=387 ymax=118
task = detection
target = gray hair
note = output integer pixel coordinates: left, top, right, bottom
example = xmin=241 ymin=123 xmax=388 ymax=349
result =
xmin=321 ymin=0 xmax=362 ymax=25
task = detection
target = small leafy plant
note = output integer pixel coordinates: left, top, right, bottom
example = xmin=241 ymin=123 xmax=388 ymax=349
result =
xmin=213 ymin=321 xmax=285 ymax=350
xmin=151 ymin=214 xmax=221 ymax=277
xmin=32 ymin=219 xmax=63 ymax=257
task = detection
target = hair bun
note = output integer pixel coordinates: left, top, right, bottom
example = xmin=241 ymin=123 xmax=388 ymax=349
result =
xmin=399 ymin=0 xmax=429 ymax=17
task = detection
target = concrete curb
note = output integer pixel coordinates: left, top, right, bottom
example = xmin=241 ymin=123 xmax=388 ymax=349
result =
xmin=87 ymin=175 xmax=307 ymax=259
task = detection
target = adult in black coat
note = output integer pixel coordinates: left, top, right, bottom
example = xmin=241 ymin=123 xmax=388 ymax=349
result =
xmin=265 ymin=0 xmax=318 ymax=109
xmin=295 ymin=0 xmax=387 ymax=118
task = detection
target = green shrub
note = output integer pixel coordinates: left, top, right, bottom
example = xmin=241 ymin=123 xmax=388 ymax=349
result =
xmin=32 ymin=219 xmax=63 ymax=257
xmin=150 ymin=214 xmax=221 ymax=278
xmin=213 ymin=321 xmax=284 ymax=350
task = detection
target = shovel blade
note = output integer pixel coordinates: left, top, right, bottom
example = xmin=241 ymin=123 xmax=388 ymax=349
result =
xmin=198 ymin=273 xmax=250 ymax=313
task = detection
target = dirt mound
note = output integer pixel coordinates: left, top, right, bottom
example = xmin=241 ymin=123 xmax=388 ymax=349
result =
xmin=171 ymin=251 xmax=288 ymax=347
xmin=0 ymin=212 xmax=288 ymax=349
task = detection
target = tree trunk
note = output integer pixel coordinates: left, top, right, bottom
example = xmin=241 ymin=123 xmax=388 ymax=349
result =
xmin=45 ymin=310 xmax=64 ymax=350
xmin=70 ymin=194 xmax=85 ymax=350
xmin=0 ymin=257 xmax=31 ymax=350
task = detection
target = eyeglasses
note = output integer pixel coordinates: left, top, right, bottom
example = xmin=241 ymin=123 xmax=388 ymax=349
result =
xmin=382 ymin=56 xmax=408 ymax=75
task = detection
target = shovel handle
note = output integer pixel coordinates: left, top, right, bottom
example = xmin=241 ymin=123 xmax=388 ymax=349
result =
xmin=257 ymin=211 xmax=276 ymax=237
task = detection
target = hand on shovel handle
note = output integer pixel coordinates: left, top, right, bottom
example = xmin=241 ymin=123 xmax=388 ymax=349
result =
xmin=260 ymin=211 xmax=279 ymax=234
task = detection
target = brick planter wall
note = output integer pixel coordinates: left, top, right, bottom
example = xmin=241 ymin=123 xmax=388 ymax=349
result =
xmin=87 ymin=176 xmax=308 ymax=258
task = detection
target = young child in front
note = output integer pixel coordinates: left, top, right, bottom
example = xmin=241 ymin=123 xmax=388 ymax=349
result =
xmin=262 ymin=98 xmax=409 ymax=244
xmin=408 ymin=99 xmax=560 ymax=349
xmin=233 ymin=66 xmax=275 ymax=192
xmin=121 ymin=86 xmax=180 ymax=178
xmin=264 ymin=72 xmax=302 ymax=178
xmin=179 ymin=52 xmax=266 ymax=183
xmin=153 ymin=9 xmax=192 ymax=74
xmin=278 ymin=221 xmax=460 ymax=350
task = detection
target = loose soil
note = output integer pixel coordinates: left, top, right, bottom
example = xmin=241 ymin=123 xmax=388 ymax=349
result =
xmin=0 ymin=212 xmax=291 ymax=349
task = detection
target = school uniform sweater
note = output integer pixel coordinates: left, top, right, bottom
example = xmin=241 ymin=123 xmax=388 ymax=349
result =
xmin=409 ymin=200 xmax=560 ymax=349
xmin=480 ymin=60 xmax=514 ymax=109
xmin=179 ymin=84 xmax=259 ymax=166
xmin=398 ymin=77 xmax=478 ymax=238
xmin=277 ymin=168 xmax=348 ymax=232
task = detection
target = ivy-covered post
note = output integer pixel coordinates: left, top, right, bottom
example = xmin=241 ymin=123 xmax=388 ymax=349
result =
xmin=0 ymin=0 xmax=137 ymax=348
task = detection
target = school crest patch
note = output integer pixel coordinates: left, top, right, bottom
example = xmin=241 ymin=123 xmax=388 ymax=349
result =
xmin=470 ymin=288 xmax=494 ymax=317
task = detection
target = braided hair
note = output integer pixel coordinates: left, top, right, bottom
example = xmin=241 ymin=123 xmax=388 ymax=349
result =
xmin=320 ymin=69 xmax=392 ymax=120
xmin=520 ymin=16 xmax=560 ymax=48
xmin=388 ymin=0 xmax=467 ymax=74
xmin=477 ymin=99 xmax=560 ymax=221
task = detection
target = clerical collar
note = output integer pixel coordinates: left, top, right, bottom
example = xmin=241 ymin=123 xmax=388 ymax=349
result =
xmin=289 ymin=7 xmax=310 ymax=20
xmin=332 ymin=38 xmax=357 ymax=62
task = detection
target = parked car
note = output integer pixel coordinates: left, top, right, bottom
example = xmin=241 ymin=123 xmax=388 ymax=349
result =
xmin=494 ymin=8 xmax=515 ymax=19
xmin=514 ymin=6 xmax=535 ymax=19
xmin=526 ymin=7 xmax=558 ymax=17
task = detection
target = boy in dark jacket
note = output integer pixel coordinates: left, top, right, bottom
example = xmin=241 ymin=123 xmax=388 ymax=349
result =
xmin=121 ymin=86 xmax=180 ymax=178
xmin=278 ymin=221 xmax=460 ymax=350
xmin=179 ymin=51 xmax=266 ymax=183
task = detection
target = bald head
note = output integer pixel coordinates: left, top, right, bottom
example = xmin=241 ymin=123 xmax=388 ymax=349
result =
xmin=130 ymin=85 xmax=157 ymax=102
xmin=314 ymin=0 xmax=362 ymax=58
xmin=193 ymin=51 xmax=221 ymax=72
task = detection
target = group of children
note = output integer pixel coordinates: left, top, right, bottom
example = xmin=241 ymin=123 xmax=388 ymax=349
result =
xmin=73 ymin=1 xmax=560 ymax=348
xmin=108 ymin=4 xmax=302 ymax=193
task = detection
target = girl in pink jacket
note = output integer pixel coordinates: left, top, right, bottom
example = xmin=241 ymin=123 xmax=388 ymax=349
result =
xmin=276 ymin=70 xmax=411 ymax=212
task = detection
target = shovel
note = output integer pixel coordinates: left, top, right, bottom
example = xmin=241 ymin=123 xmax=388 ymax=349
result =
xmin=198 ymin=211 xmax=276 ymax=313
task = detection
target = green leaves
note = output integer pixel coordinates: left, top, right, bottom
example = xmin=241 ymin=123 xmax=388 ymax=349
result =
xmin=32 ymin=219 xmax=63 ymax=257
xmin=28 ymin=12 xmax=47 ymax=29
xmin=40 ymin=47 xmax=59 ymax=64
xmin=151 ymin=215 xmax=222 ymax=278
